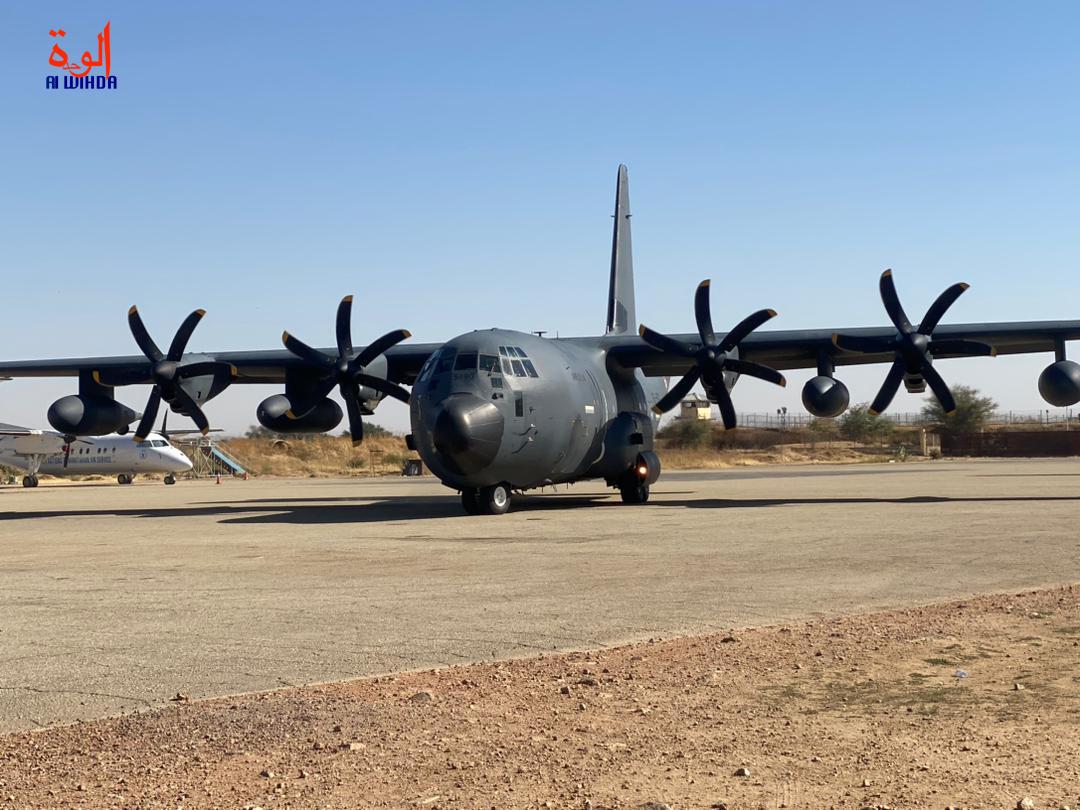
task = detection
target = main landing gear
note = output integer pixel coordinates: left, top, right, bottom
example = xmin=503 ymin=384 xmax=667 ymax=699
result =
xmin=619 ymin=479 xmax=650 ymax=504
xmin=117 ymin=474 xmax=135 ymax=485
xmin=460 ymin=482 xmax=512 ymax=515
xmin=22 ymin=475 xmax=39 ymax=488
xmin=163 ymin=474 xmax=176 ymax=486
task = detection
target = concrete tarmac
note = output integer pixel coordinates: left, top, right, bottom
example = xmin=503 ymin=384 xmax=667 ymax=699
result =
xmin=1 ymin=458 xmax=1078 ymax=733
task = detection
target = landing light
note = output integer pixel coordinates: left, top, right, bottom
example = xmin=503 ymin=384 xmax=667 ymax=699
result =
xmin=636 ymin=464 xmax=649 ymax=478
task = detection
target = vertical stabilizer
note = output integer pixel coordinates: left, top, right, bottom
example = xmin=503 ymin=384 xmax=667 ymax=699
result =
xmin=605 ymin=164 xmax=636 ymax=335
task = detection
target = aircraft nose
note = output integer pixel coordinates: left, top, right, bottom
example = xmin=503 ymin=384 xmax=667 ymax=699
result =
xmin=432 ymin=393 xmax=504 ymax=474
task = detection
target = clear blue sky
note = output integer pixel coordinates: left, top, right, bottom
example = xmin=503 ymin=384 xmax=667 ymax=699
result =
xmin=3 ymin=1 xmax=1079 ymax=433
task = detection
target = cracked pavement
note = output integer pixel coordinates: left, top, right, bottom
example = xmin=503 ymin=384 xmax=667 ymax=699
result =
xmin=2 ymin=458 xmax=1079 ymax=733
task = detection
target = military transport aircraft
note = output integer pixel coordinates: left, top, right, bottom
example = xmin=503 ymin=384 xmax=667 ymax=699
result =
xmin=1 ymin=166 xmax=1079 ymax=514
xmin=0 ymin=423 xmax=193 ymax=487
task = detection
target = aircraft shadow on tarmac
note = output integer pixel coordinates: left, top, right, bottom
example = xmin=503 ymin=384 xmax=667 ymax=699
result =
xmin=2 ymin=491 xmax=1080 ymax=525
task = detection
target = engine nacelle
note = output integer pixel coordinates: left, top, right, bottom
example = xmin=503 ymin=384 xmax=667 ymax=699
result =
xmin=1038 ymin=360 xmax=1080 ymax=407
xmin=257 ymin=394 xmax=343 ymax=434
xmin=47 ymin=395 xmax=137 ymax=436
xmin=801 ymin=375 xmax=850 ymax=418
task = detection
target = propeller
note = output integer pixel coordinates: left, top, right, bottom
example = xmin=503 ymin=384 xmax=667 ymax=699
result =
xmin=127 ymin=307 xmax=236 ymax=442
xmin=832 ymin=270 xmax=996 ymax=416
xmin=281 ymin=295 xmax=412 ymax=445
xmin=639 ymin=280 xmax=786 ymax=429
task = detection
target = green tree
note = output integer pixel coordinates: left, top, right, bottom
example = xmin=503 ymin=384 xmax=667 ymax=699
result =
xmin=839 ymin=404 xmax=895 ymax=445
xmin=920 ymin=385 xmax=997 ymax=436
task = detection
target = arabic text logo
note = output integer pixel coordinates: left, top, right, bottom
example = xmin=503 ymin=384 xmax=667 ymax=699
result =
xmin=46 ymin=21 xmax=116 ymax=90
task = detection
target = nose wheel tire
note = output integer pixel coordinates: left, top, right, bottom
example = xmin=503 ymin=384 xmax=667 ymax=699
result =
xmin=22 ymin=475 xmax=39 ymax=488
xmin=476 ymin=483 xmax=512 ymax=515
xmin=164 ymin=474 xmax=176 ymax=486
xmin=619 ymin=481 xmax=650 ymax=504
xmin=460 ymin=488 xmax=481 ymax=515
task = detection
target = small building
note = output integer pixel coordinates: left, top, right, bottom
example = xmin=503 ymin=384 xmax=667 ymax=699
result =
xmin=677 ymin=396 xmax=712 ymax=421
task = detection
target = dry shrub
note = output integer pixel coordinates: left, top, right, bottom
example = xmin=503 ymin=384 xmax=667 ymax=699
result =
xmin=220 ymin=434 xmax=413 ymax=478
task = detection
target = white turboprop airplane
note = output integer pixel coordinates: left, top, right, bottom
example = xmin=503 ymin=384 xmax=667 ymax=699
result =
xmin=0 ymin=423 xmax=193 ymax=488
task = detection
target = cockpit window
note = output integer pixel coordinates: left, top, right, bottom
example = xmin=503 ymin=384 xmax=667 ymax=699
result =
xmin=513 ymin=346 xmax=528 ymax=358
xmin=478 ymin=354 xmax=499 ymax=373
xmin=454 ymin=352 xmax=478 ymax=371
xmin=501 ymin=359 xmax=513 ymax=375
xmin=417 ymin=349 xmax=441 ymax=383
xmin=435 ymin=350 xmax=457 ymax=374
xmin=510 ymin=359 xmax=526 ymax=377
xmin=498 ymin=346 xmax=508 ymax=356
xmin=521 ymin=359 xmax=539 ymax=378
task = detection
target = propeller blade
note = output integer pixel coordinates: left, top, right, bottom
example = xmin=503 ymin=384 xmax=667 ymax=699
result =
xmin=133 ymin=388 xmax=162 ymax=442
xmin=354 ymin=373 xmax=411 ymax=404
xmin=878 ymin=270 xmax=913 ymax=334
xmin=723 ymin=358 xmax=786 ymax=387
xmin=177 ymin=361 xmax=236 ymax=379
xmin=354 ymin=329 xmax=413 ymax=369
xmin=712 ymin=382 xmax=738 ymax=430
xmin=832 ymin=333 xmax=892 ymax=354
xmin=128 ymin=306 xmax=164 ymax=362
xmin=928 ymin=339 xmax=996 ymax=358
xmin=335 ymin=295 xmax=354 ymax=359
xmin=652 ymin=369 xmax=701 ymax=414
xmin=282 ymin=331 xmax=335 ymax=369
xmin=918 ymin=283 xmax=969 ymax=335
xmin=718 ymin=309 xmax=778 ymax=354
xmin=868 ymin=359 xmax=906 ymax=416
xmin=639 ymin=325 xmax=695 ymax=358
xmin=920 ymin=362 xmax=957 ymax=415
xmin=285 ymin=377 xmax=338 ymax=419
xmin=693 ymin=280 xmax=716 ymax=347
xmin=167 ymin=309 xmax=206 ymax=361
xmin=343 ymin=390 xmax=364 ymax=445
xmin=171 ymin=386 xmax=210 ymax=435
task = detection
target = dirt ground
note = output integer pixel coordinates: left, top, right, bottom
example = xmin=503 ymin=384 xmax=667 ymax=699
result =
xmin=2 ymin=587 xmax=1078 ymax=809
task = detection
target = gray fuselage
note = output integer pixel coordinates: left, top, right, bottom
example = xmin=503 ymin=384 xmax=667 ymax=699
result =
xmin=410 ymin=329 xmax=665 ymax=491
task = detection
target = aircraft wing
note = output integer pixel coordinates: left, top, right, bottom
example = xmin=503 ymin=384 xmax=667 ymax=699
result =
xmin=0 ymin=429 xmax=67 ymax=456
xmin=0 ymin=342 xmax=445 ymax=386
xmin=606 ymin=320 xmax=1080 ymax=375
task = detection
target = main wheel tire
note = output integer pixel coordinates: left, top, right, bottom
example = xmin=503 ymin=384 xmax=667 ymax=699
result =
xmin=479 ymin=483 xmax=512 ymax=515
xmin=117 ymin=474 xmax=133 ymax=485
xmin=164 ymin=474 xmax=176 ymax=486
xmin=460 ymin=488 xmax=481 ymax=515
xmin=22 ymin=475 xmax=38 ymax=488
xmin=620 ymin=481 xmax=650 ymax=504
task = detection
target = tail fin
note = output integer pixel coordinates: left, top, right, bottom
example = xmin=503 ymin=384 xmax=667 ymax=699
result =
xmin=605 ymin=164 xmax=636 ymax=335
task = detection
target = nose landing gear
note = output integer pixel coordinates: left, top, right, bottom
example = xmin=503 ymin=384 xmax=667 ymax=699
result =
xmin=22 ymin=475 xmax=39 ymax=488
xmin=460 ymin=482 xmax=512 ymax=515
xmin=163 ymin=474 xmax=176 ymax=486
